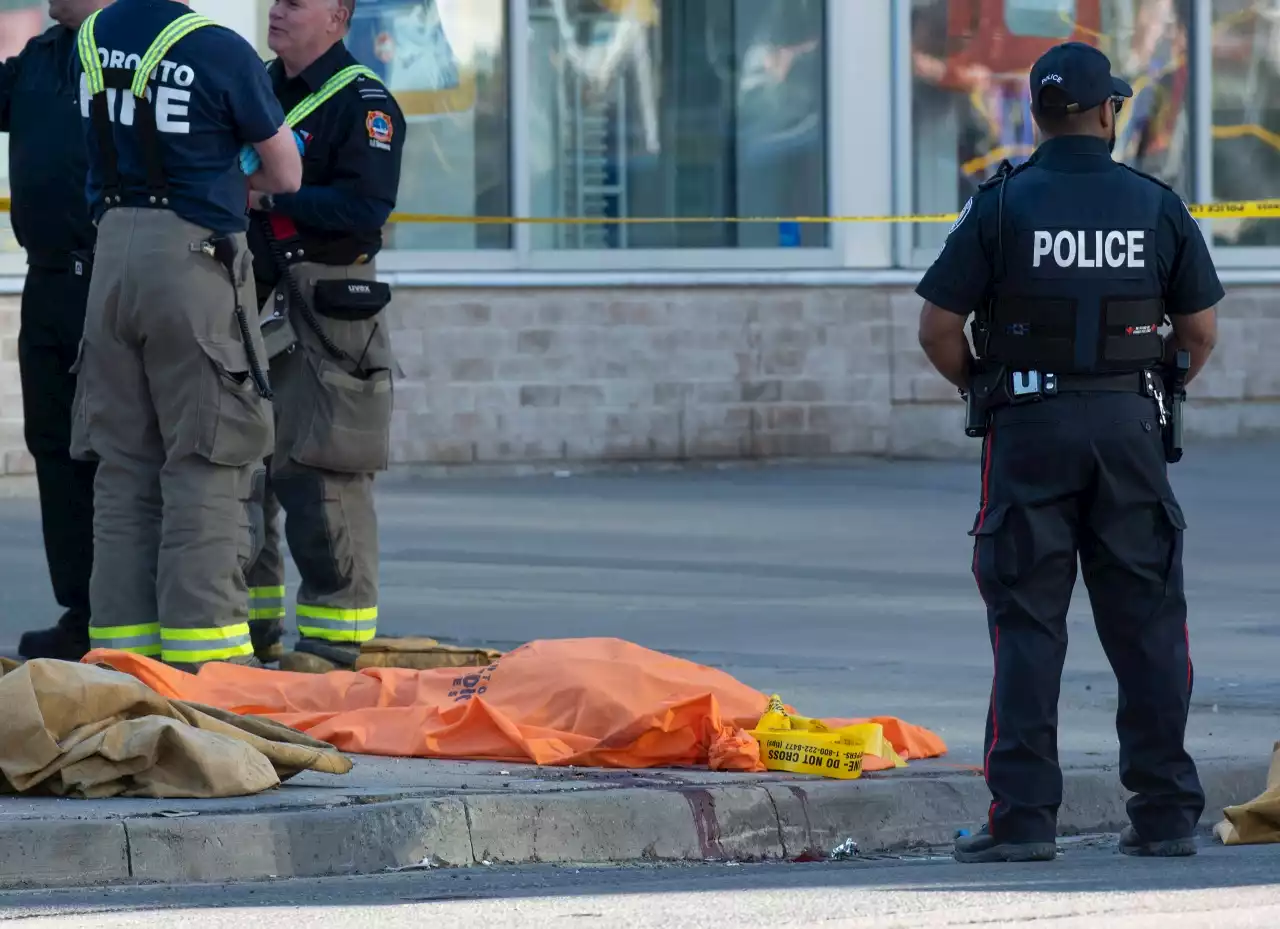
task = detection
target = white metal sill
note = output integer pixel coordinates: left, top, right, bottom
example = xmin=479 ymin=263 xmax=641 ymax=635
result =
xmin=3 ymin=268 xmax=1280 ymax=294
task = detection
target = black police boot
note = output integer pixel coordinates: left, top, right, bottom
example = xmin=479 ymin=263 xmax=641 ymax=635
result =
xmin=953 ymin=825 xmax=1057 ymax=863
xmin=1118 ymin=825 xmax=1197 ymax=858
xmin=248 ymin=619 xmax=285 ymax=665
xmin=280 ymin=637 xmax=361 ymax=674
xmin=17 ymin=610 xmax=90 ymax=662
xmin=167 ymin=654 xmax=266 ymax=675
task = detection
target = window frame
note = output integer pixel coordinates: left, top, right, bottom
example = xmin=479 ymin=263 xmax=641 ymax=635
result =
xmin=374 ymin=0 xmax=844 ymax=272
xmin=891 ymin=0 xmax=1280 ymax=272
xmin=1198 ymin=0 xmax=1280 ymax=268
xmin=0 ymin=0 xmax=855 ymax=279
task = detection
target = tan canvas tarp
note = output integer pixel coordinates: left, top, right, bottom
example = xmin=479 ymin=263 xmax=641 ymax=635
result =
xmin=0 ymin=658 xmax=350 ymax=799
xmin=1217 ymin=741 xmax=1280 ymax=845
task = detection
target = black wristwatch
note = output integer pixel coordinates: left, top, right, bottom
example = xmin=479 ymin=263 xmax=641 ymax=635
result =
xmin=258 ymin=193 xmax=275 ymax=213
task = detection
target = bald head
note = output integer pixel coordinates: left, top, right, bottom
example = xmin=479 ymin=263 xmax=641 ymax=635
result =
xmin=48 ymin=0 xmax=113 ymax=30
xmin=268 ymin=0 xmax=354 ymax=77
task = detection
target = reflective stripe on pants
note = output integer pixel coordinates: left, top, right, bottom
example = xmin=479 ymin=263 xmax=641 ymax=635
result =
xmin=89 ymin=621 xmax=161 ymax=657
xmin=296 ymin=605 xmax=377 ymax=645
xmin=249 ymin=585 xmax=286 ymax=620
xmin=160 ymin=622 xmax=254 ymax=665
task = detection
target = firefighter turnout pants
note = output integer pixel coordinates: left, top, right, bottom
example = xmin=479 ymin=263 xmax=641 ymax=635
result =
xmin=70 ymin=208 xmax=274 ymax=668
xmin=20 ymin=263 xmax=98 ymax=625
xmin=246 ymin=261 xmax=393 ymax=652
xmin=971 ymin=392 xmax=1205 ymax=845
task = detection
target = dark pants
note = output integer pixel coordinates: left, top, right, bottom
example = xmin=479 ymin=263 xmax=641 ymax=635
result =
xmin=971 ymin=391 xmax=1204 ymax=844
xmin=19 ymin=264 xmax=97 ymax=625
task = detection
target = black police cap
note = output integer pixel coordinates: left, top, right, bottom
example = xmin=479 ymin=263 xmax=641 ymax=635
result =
xmin=1029 ymin=41 xmax=1133 ymax=114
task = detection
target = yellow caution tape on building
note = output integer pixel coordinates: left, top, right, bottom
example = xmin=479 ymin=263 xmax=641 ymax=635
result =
xmin=3 ymin=196 xmax=1279 ymax=225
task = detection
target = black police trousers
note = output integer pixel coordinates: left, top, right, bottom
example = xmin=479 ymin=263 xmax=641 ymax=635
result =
xmin=971 ymin=391 xmax=1204 ymax=844
xmin=18 ymin=264 xmax=97 ymax=625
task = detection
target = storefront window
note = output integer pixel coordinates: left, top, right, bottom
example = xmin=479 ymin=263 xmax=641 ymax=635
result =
xmin=527 ymin=0 xmax=828 ymax=250
xmin=1211 ymin=1 xmax=1280 ymax=247
xmin=0 ymin=1 xmax=50 ymax=258
xmin=909 ymin=0 xmax=1192 ymax=255
xmin=345 ymin=0 xmax=511 ymax=250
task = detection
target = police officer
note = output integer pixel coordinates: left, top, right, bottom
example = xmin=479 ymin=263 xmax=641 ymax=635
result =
xmin=71 ymin=0 xmax=302 ymax=669
xmin=915 ymin=42 xmax=1222 ymax=863
xmin=243 ymin=0 xmax=404 ymax=669
xmin=0 ymin=0 xmax=111 ymax=662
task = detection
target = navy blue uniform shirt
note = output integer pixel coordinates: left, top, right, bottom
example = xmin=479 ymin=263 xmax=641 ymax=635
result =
xmin=916 ymin=136 xmax=1224 ymax=320
xmin=0 ymin=25 xmax=96 ymax=266
xmin=76 ymin=0 xmax=286 ymax=235
xmin=249 ymin=39 xmax=405 ymax=283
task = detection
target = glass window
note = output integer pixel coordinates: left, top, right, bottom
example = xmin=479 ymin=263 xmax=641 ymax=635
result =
xmin=344 ymin=0 xmax=511 ymax=250
xmin=527 ymin=0 xmax=828 ymax=250
xmin=0 ymin=1 xmax=50 ymax=259
xmin=1211 ymin=1 xmax=1280 ymax=247
xmin=909 ymin=0 xmax=1192 ymax=255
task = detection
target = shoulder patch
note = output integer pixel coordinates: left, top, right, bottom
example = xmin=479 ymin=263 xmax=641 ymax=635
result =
xmin=366 ymin=110 xmax=395 ymax=150
xmin=1120 ymin=162 xmax=1174 ymax=193
xmin=949 ymin=197 xmax=974 ymax=236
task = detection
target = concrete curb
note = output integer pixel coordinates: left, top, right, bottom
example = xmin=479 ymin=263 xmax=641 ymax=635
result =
xmin=0 ymin=759 xmax=1268 ymax=889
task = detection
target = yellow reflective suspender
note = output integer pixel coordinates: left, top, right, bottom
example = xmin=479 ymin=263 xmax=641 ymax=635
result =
xmin=77 ymin=9 xmax=216 ymax=208
xmin=284 ymin=64 xmax=382 ymax=128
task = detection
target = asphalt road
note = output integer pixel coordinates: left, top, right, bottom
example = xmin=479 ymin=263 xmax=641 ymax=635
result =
xmin=2 ymin=838 xmax=1279 ymax=927
xmin=1 ymin=440 xmax=1277 ymax=768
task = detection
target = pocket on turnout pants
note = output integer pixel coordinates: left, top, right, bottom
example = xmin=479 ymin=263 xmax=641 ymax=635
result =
xmin=68 ymin=337 xmax=99 ymax=462
xmin=290 ymin=350 xmax=393 ymax=474
xmin=193 ymin=337 xmax=274 ymax=467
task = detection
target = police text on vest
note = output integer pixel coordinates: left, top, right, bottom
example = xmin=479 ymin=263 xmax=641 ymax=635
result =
xmin=1032 ymin=230 xmax=1144 ymax=269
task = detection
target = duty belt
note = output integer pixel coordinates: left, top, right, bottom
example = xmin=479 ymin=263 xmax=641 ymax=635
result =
xmin=25 ymin=249 xmax=92 ymax=276
xmin=1005 ymin=368 xmax=1169 ymax=426
xmin=1004 ymin=369 xmax=1159 ymax=402
xmin=1046 ymin=372 xmax=1150 ymax=393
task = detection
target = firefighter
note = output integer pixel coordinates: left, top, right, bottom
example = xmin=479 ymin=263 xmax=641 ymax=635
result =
xmin=71 ymin=0 xmax=302 ymax=669
xmin=244 ymin=0 xmax=405 ymax=668
xmin=1 ymin=0 xmax=111 ymax=662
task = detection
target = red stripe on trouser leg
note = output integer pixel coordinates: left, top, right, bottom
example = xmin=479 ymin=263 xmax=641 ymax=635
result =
xmin=986 ymin=626 xmax=1000 ymax=833
xmin=973 ymin=427 xmax=997 ymax=832
xmin=1185 ymin=623 xmax=1192 ymax=692
xmin=971 ymin=428 xmax=995 ymax=594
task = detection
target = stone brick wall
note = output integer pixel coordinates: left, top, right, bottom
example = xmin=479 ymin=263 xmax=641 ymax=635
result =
xmin=0 ymin=298 xmax=30 ymax=475
xmin=0 ymin=283 xmax=1275 ymax=475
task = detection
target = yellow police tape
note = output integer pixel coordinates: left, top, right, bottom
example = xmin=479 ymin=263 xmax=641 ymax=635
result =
xmin=748 ymin=694 xmax=906 ymax=781
xmin=3 ymin=196 xmax=1280 ymax=225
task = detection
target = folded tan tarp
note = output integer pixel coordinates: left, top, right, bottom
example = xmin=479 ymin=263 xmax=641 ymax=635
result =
xmin=0 ymin=658 xmax=351 ymax=800
xmin=279 ymin=636 xmax=504 ymax=674
xmin=1216 ymin=741 xmax=1280 ymax=845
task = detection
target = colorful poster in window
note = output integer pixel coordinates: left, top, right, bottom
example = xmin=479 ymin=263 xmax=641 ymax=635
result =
xmin=346 ymin=0 xmax=476 ymax=118
xmin=0 ymin=5 xmax=45 ymax=59
xmin=1 ymin=2 xmax=49 ymax=256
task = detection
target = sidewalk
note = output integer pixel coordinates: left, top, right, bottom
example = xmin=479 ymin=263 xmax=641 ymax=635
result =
xmin=0 ymin=753 xmax=1269 ymax=889
xmin=1 ymin=447 xmax=1277 ymax=888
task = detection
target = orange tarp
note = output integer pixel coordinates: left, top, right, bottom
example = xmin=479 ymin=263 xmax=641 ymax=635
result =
xmin=85 ymin=638 xmax=946 ymax=773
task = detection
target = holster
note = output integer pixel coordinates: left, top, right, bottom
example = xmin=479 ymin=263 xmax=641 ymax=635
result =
xmin=261 ymin=301 xmax=299 ymax=360
xmin=964 ymin=363 xmax=1007 ymax=438
xmin=1160 ymin=350 xmax=1191 ymax=464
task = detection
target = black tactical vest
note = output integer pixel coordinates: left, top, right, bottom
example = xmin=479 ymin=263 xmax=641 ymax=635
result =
xmin=975 ymin=152 xmax=1167 ymax=375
